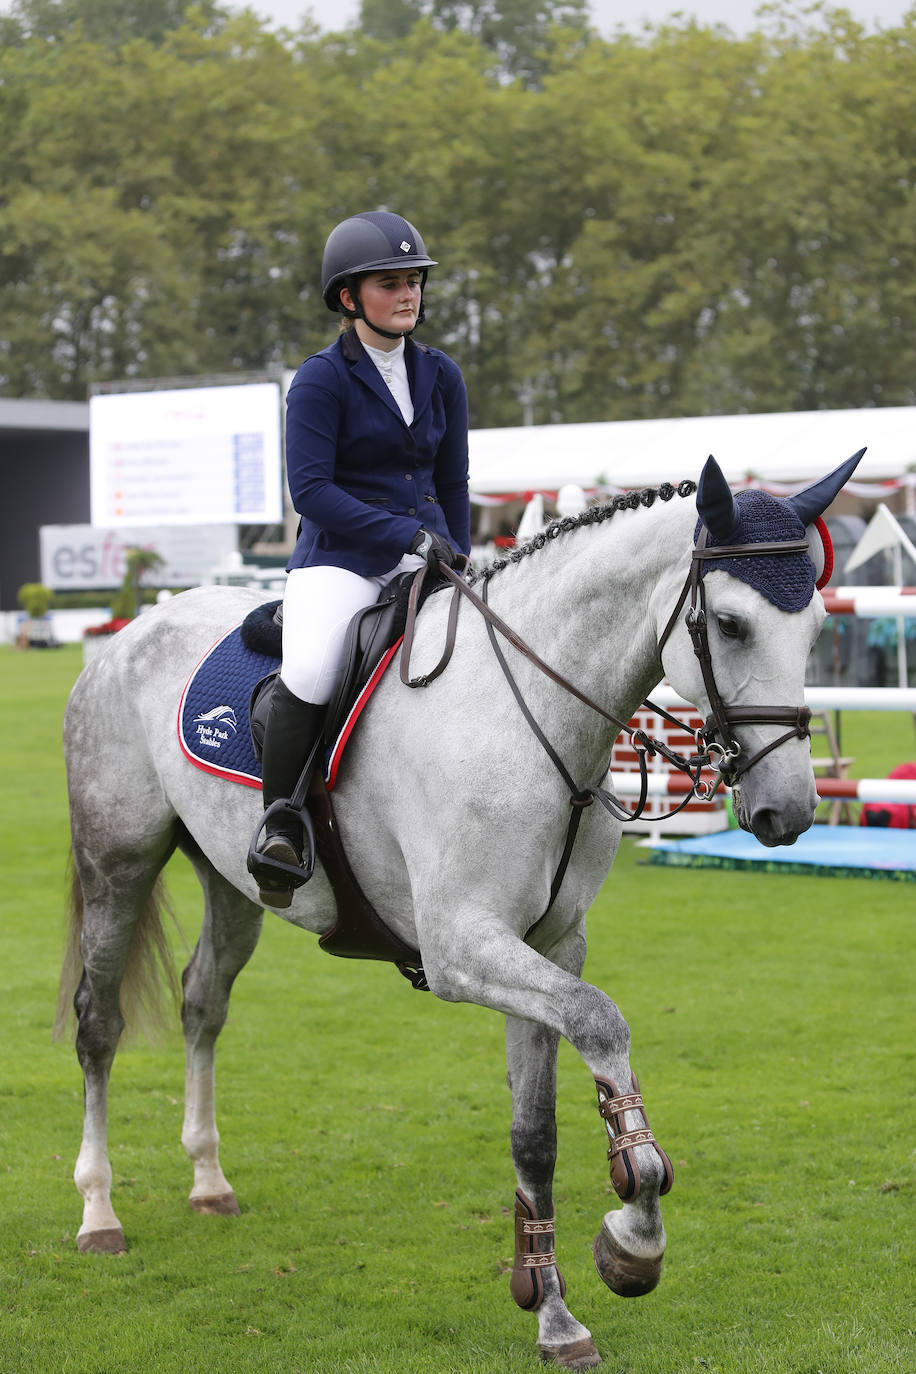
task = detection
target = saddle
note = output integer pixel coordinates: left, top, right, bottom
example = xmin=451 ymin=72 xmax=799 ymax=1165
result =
xmin=244 ymin=572 xmax=431 ymax=990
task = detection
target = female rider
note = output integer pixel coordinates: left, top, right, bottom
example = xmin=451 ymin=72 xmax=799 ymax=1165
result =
xmin=248 ymin=210 xmax=471 ymax=906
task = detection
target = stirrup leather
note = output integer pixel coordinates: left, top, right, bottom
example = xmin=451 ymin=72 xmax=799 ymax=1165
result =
xmin=595 ymin=1073 xmax=674 ymax=1202
xmin=509 ymin=1188 xmax=566 ymax=1311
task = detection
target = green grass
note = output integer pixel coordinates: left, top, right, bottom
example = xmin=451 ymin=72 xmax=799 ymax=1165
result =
xmin=1 ymin=644 xmax=913 ymax=1373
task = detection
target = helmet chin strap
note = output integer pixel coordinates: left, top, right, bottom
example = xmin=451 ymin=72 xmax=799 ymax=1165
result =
xmin=360 ymin=313 xmax=416 ymax=341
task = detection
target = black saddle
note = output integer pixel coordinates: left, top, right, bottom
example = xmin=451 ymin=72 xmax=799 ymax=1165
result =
xmin=244 ymin=570 xmax=420 ymax=761
xmin=241 ymin=572 xmax=435 ymax=990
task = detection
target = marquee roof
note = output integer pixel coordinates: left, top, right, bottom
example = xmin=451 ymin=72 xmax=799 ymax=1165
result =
xmin=467 ymin=406 xmax=916 ymax=497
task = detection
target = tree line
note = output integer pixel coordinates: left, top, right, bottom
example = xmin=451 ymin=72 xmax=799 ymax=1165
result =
xmin=2 ymin=0 xmax=916 ymax=428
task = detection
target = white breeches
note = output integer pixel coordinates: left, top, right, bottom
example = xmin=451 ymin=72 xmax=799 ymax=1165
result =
xmin=280 ymin=555 xmax=425 ymax=705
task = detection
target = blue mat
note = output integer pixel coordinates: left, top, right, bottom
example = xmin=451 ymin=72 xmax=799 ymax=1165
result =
xmin=647 ymin=825 xmax=916 ymax=882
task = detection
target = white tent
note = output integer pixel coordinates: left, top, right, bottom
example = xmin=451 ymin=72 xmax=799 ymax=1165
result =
xmin=468 ymin=406 xmax=916 ymax=500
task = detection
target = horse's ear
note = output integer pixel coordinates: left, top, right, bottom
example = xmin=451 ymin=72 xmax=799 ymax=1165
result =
xmin=696 ymin=455 xmax=739 ymax=540
xmin=786 ymin=448 xmax=866 ymax=526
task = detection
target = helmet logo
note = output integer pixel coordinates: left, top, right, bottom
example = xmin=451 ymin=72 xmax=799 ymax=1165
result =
xmin=399 ymin=240 xmax=411 ymax=253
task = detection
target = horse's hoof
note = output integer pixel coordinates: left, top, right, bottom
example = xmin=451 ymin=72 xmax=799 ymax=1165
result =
xmin=189 ymin=1191 xmax=241 ymax=1216
xmin=593 ymin=1222 xmax=662 ymax=1297
xmin=77 ymin=1227 xmax=126 ymax=1254
xmin=538 ymin=1336 xmax=602 ymax=1369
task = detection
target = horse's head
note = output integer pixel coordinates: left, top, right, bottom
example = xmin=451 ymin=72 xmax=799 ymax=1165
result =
xmin=660 ymin=449 xmax=865 ymax=847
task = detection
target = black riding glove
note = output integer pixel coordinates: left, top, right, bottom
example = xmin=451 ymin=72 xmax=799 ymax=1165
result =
xmin=410 ymin=526 xmax=458 ymax=571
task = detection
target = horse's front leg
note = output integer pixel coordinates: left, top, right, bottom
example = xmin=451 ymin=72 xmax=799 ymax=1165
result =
xmin=423 ymin=913 xmax=672 ymax=1359
xmin=506 ymin=1012 xmax=601 ymax=1370
xmin=180 ymin=849 xmax=264 ymax=1214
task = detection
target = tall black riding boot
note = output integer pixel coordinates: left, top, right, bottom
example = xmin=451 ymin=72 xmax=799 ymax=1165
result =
xmin=248 ymin=678 xmax=325 ymax=908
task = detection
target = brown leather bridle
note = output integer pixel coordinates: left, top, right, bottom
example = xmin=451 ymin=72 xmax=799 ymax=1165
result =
xmin=656 ymin=525 xmax=813 ymax=785
xmin=399 ymin=529 xmax=815 ymax=925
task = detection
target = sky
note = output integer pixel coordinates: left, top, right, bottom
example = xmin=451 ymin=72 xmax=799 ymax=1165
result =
xmin=0 ymin=0 xmax=910 ymax=34
xmin=230 ymin=0 xmax=915 ymax=37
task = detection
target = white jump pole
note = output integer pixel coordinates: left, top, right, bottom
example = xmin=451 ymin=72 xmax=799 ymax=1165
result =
xmin=648 ymin=684 xmax=916 ymax=712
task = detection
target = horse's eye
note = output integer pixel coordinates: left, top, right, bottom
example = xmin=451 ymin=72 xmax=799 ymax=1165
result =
xmin=716 ymin=614 xmax=744 ymax=640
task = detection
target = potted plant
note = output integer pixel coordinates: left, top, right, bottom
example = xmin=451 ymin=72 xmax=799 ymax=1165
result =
xmin=82 ymin=545 xmax=165 ymax=665
xmin=16 ymin=583 xmax=57 ymax=648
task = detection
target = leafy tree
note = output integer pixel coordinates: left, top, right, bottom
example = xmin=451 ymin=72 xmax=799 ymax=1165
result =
xmin=429 ymin=0 xmax=588 ymax=83
xmin=3 ymin=0 xmax=916 ymax=427
xmin=1 ymin=0 xmax=226 ymax=45
xmin=359 ymin=0 xmax=424 ymax=41
xmin=0 ymin=11 xmax=317 ymax=395
xmin=360 ymin=0 xmax=588 ymax=83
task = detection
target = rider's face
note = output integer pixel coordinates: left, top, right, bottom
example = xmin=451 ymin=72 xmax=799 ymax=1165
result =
xmin=342 ymin=269 xmax=422 ymax=346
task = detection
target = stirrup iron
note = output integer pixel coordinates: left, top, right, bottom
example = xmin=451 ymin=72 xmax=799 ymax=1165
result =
xmin=247 ymin=799 xmax=316 ymax=890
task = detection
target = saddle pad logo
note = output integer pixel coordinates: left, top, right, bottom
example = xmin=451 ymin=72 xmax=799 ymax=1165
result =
xmin=193 ymin=704 xmax=238 ymax=750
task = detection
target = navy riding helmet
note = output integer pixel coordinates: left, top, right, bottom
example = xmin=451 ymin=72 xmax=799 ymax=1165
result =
xmin=321 ymin=211 xmax=437 ymax=333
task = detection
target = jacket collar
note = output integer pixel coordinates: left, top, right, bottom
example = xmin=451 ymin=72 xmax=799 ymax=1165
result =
xmin=339 ymin=328 xmax=437 ymax=426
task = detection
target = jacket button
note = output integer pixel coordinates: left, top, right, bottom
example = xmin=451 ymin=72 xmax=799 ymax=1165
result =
xmin=405 ymin=473 xmax=413 ymax=480
xmin=407 ymin=507 xmax=416 ymax=515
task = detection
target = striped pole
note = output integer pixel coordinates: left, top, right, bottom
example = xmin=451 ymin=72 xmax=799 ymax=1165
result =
xmin=821 ymin=587 xmax=916 ymax=617
xmin=608 ymin=772 xmax=916 ymax=804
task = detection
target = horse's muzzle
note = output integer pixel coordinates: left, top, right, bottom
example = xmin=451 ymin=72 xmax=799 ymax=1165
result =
xmin=733 ymin=784 xmax=816 ymax=848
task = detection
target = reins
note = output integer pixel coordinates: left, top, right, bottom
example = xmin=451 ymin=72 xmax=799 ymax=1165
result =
xmin=398 ymin=553 xmax=718 ymax=930
xmin=401 ymin=557 xmax=713 ymax=820
xmin=399 ymin=516 xmax=815 ymax=924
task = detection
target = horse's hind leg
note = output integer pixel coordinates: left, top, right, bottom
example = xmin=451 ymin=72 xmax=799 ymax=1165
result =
xmin=73 ymin=948 xmax=130 ymax=1253
xmin=71 ymin=857 xmax=176 ymax=1254
xmin=506 ymin=1014 xmax=601 ymax=1370
xmin=178 ymin=839 xmax=263 ymax=1214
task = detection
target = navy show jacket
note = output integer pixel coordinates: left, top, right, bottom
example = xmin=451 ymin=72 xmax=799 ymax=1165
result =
xmin=285 ymin=329 xmax=471 ymax=577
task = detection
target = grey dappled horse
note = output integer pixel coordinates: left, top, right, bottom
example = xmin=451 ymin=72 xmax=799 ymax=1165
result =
xmin=57 ymin=454 xmax=859 ymax=1369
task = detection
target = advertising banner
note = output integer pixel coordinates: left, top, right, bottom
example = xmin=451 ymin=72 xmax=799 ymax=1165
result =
xmin=40 ymin=524 xmax=239 ymax=590
xmin=89 ymin=383 xmax=283 ymax=526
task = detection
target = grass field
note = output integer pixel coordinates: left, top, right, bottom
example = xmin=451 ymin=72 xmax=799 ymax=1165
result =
xmin=1 ymin=644 xmax=913 ymax=1374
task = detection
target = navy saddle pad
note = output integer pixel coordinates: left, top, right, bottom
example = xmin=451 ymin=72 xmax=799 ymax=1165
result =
xmin=178 ymin=626 xmax=278 ymax=787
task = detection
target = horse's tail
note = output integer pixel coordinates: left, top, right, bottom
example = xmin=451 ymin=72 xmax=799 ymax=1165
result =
xmin=53 ymin=852 xmax=182 ymax=1044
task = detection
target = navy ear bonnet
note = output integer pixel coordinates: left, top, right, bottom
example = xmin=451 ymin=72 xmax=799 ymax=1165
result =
xmin=695 ymin=489 xmax=814 ymax=613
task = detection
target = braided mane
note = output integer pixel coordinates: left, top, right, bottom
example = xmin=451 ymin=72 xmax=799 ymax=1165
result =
xmin=473 ymin=479 xmax=698 ymax=585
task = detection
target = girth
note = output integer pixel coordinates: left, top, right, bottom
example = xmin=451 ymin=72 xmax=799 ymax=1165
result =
xmin=309 ymin=776 xmax=428 ymax=990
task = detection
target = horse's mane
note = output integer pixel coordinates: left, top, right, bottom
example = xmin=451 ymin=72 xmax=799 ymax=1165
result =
xmin=473 ymin=479 xmax=698 ymax=585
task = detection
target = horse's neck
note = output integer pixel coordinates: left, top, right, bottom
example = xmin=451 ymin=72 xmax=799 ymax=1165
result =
xmin=480 ymin=500 xmax=693 ymax=749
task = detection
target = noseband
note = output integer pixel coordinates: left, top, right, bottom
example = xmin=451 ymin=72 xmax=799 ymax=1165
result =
xmin=656 ymin=526 xmax=812 ymax=785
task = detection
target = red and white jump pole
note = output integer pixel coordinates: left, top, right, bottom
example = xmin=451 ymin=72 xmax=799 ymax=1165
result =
xmin=820 ymin=586 xmax=916 ymax=617
xmin=608 ymin=772 xmax=916 ymax=804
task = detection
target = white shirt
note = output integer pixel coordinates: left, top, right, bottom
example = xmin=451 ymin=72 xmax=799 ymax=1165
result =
xmin=362 ymin=338 xmax=414 ymax=425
